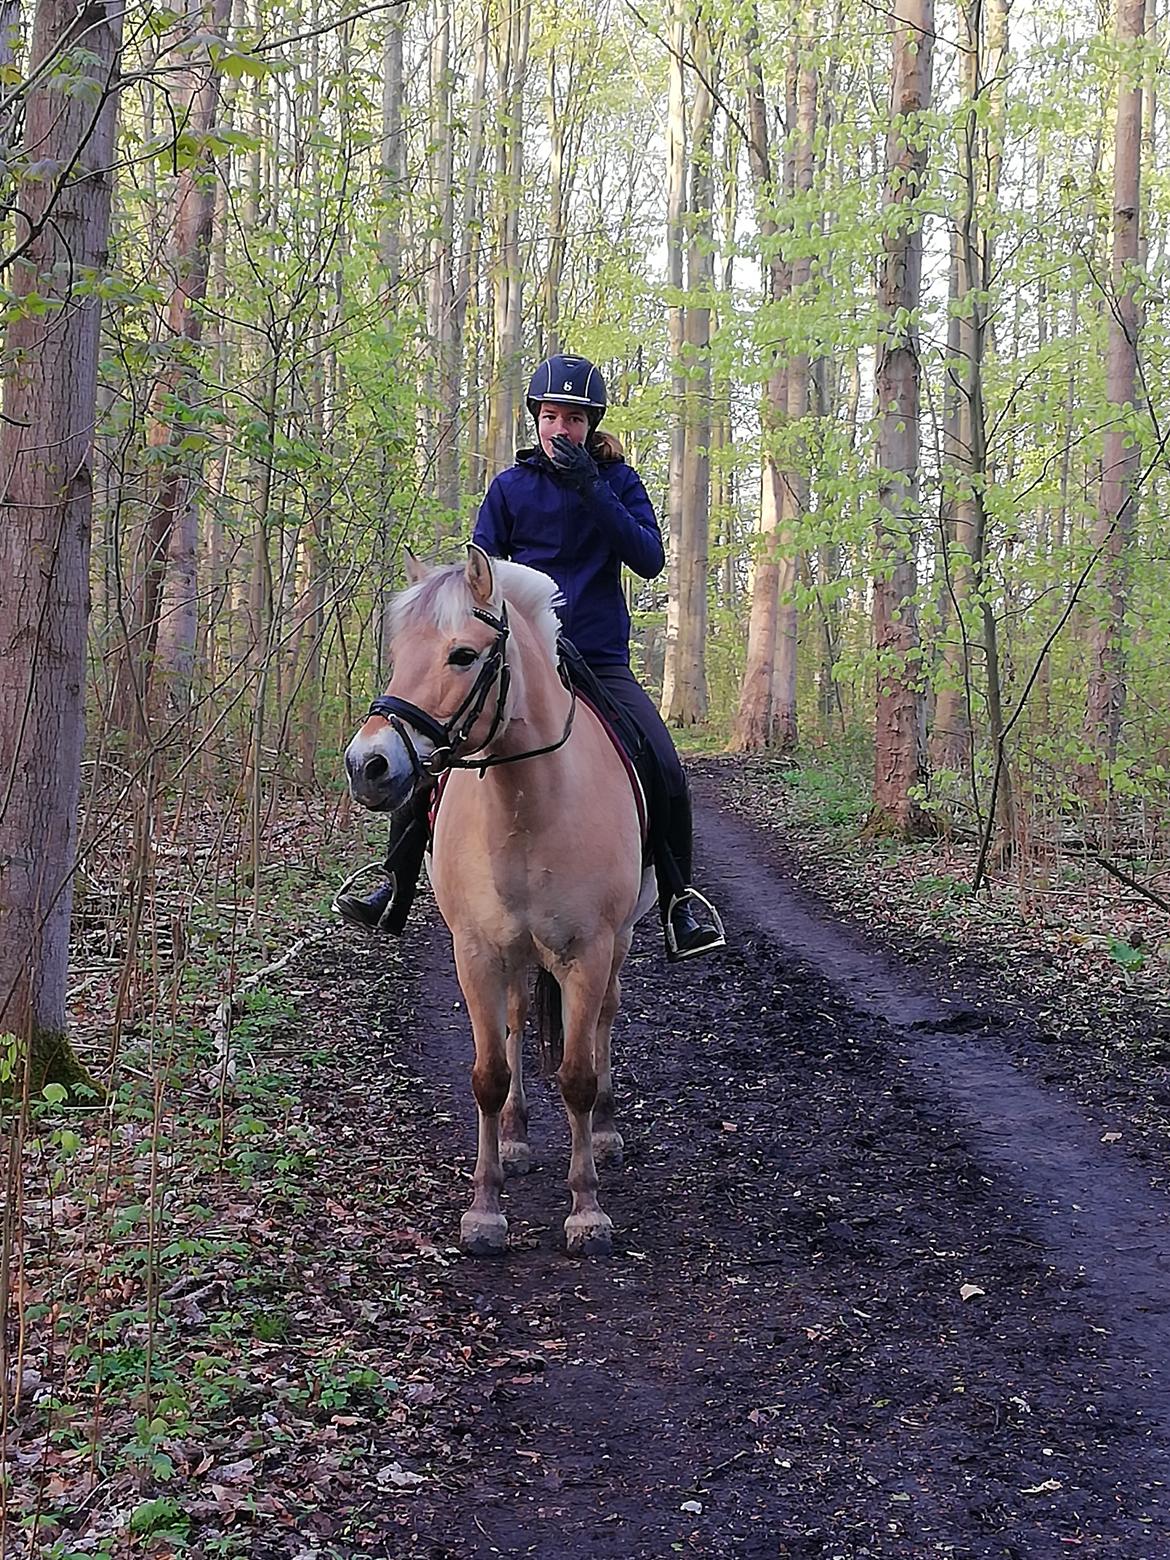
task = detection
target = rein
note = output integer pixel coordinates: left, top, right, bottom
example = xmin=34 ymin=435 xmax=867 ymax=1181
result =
xmin=367 ymin=603 xmax=577 ymax=780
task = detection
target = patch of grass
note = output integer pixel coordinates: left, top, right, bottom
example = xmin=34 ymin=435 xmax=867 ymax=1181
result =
xmin=776 ymin=750 xmax=872 ymax=833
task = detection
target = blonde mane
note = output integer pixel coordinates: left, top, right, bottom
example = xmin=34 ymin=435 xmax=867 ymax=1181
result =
xmin=389 ymin=557 xmax=563 ymax=663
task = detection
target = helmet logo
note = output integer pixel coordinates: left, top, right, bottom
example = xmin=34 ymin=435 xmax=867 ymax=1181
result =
xmin=563 ymin=380 xmax=573 ymax=390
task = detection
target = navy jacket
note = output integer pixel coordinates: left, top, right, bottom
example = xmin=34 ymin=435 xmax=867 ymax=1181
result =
xmin=472 ymin=449 xmax=664 ymax=666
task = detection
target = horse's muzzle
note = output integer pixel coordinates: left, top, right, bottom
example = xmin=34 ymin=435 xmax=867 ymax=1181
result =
xmin=345 ymin=732 xmax=418 ymax=813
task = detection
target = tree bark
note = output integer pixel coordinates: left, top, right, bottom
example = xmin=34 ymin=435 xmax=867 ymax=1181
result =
xmin=153 ymin=0 xmax=234 ymax=721
xmin=660 ymin=0 xmax=687 ymax=716
xmin=665 ymin=12 xmax=715 ymax=725
xmin=0 ymin=0 xmax=123 ymax=1090
xmin=111 ymin=4 xmax=230 ymax=732
xmin=486 ymin=0 xmax=530 ymax=475
xmin=770 ymin=29 xmax=816 ymax=752
xmin=429 ymin=0 xmax=459 ymax=528
xmin=729 ymin=9 xmax=785 ymax=751
xmin=867 ymin=0 xmax=935 ymax=840
xmin=1084 ymin=0 xmax=1146 ymax=770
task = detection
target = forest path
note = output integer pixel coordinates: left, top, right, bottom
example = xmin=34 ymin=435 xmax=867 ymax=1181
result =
xmin=324 ymin=787 xmax=1170 ymax=1559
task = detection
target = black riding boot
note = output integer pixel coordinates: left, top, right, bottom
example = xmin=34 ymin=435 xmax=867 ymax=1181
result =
xmin=334 ymin=789 xmax=432 ymax=934
xmin=659 ymin=790 xmax=725 ymax=962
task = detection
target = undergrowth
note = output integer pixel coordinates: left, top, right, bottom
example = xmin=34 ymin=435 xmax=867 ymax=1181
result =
xmin=2 ymin=797 xmax=438 ymax=1557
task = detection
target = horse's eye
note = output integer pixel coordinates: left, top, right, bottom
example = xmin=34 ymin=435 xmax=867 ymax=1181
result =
xmin=448 ymin=646 xmax=479 ymax=668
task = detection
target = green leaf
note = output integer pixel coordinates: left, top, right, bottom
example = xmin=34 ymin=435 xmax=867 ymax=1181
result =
xmin=1108 ymin=938 xmax=1145 ymax=972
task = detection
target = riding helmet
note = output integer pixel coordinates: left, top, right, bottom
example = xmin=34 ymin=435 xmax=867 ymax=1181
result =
xmin=525 ymin=354 xmax=607 ymax=430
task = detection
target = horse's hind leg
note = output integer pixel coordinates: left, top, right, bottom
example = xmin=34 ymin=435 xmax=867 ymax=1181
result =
xmin=454 ymin=946 xmax=510 ymax=1256
xmin=500 ymin=977 xmax=530 ymax=1177
xmin=557 ymin=949 xmax=614 ymax=1256
xmin=592 ymin=963 xmax=624 ymax=1170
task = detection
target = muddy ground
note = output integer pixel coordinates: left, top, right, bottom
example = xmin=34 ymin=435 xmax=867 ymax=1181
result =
xmin=254 ymin=767 xmax=1170 ymax=1560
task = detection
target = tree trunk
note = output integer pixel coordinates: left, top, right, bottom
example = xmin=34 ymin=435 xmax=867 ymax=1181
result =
xmin=660 ymin=0 xmax=687 ymax=716
xmin=429 ymin=0 xmax=459 ymax=528
xmin=152 ymin=0 xmax=235 ymax=721
xmin=0 ymin=0 xmax=123 ymax=1092
xmin=542 ymin=47 xmax=567 ymax=357
xmin=666 ymin=13 xmax=715 ymax=725
xmin=486 ymin=0 xmax=530 ymax=474
xmin=374 ymin=3 xmax=404 ymax=679
xmin=930 ymin=3 xmax=978 ymax=777
xmin=1084 ymin=0 xmax=1146 ymax=770
xmin=729 ymin=9 xmax=784 ymax=751
xmin=111 ymin=3 xmax=230 ymax=733
xmin=770 ymin=30 xmax=816 ymax=752
xmin=867 ymin=0 xmax=935 ymax=840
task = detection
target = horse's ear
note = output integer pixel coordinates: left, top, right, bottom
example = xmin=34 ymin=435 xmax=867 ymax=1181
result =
xmin=404 ymin=548 xmax=428 ymax=587
xmin=465 ymin=544 xmax=499 ymax=607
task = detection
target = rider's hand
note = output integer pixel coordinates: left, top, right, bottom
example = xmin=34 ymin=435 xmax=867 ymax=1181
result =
xmin=550 ymin=434 xmax=600 ymax=494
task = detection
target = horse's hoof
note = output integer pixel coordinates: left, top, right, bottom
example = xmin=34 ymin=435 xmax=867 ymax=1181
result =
xmin=565 ymin=1211 xmax=613 ymax=1258
xmin=460 ymin=1211 xmax=508 ymax=1256
xmin=500 ymin=1140 xmax=530 ymax=1177
xmin=593 ymin=1131 xmax=624 ymax=1169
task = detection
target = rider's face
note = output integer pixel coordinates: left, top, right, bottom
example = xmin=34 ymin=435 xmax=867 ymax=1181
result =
xmin=537 ymin=403 xmax=590 ymax=459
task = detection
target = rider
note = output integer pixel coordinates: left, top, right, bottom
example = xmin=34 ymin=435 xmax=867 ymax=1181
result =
xmin=335 ymin=351 xmax=725 ymax=962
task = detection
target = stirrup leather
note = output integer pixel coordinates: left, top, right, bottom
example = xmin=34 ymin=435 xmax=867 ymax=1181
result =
xmin=664 ymin=888 xmax=726 ymax=960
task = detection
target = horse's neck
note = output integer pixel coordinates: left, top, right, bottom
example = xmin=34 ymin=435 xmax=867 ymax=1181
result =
xmin=491 ymin=611 xmax=569 ymax=761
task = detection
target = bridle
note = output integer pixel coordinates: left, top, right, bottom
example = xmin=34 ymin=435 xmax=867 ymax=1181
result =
xmin=366 ymin=602 xmax=577 ymax=783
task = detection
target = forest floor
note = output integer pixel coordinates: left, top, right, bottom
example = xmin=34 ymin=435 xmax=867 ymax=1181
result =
xmin=8 ymin=758 xmax=1170 ymax=1558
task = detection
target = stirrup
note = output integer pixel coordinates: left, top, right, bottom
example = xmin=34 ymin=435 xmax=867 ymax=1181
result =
xmin=664 ymin=888 xmax=726 ymax=961
xmin=332 ymin=861 xmax=397 ymax=926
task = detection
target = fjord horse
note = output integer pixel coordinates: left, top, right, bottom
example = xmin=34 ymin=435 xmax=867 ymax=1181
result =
xmin=345 ymin=547 xmax=653 ymax=1256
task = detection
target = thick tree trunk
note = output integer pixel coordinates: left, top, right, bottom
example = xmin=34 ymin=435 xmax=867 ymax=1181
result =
xmin=1084 ymin=0 xmax=1146 ymax=768
xmin=0 ymin=0 xmax=123 ymax=1091
xmin=867 ymin=0 xmax=935 ymax=840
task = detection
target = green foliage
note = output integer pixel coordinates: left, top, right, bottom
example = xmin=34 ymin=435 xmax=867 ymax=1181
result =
xmin=1108 ymin=937 xmax=1146 ymax=972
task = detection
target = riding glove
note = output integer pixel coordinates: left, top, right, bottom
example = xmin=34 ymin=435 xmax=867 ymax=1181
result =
xmin=550 ymin=434 xmax=600 ymax=494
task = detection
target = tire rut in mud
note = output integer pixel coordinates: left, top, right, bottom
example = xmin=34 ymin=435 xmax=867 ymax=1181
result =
xmin=324 ymin=806 xmax=1170 ymax=1559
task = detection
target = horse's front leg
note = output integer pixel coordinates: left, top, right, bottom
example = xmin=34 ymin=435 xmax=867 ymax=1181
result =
xmin=557 ymin=947 xmax=614 ymax=1256
xmin=592 ymin=958 xmax=626 ymax=1169
xmin=500 ymin=976 xmax=530 ymax=1177
xmin=454 ymin=944 xmax=510 ymax=1256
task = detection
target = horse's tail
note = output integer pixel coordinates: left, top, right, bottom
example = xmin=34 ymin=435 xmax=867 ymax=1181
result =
xmin=534 ymin=968 xmax=563 ymax=1076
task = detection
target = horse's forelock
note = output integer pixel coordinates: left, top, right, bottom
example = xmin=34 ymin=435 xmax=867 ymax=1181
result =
xmin=388 ymin=559 xmax=562 ymax=662
xmin=387 ymin=569 xmax=472 ymax=644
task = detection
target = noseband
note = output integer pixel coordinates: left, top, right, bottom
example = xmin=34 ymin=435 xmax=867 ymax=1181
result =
xmin=366 ymin=603 xmax=577 ymax=781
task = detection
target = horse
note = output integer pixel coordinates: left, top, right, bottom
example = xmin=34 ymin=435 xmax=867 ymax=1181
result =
xmin=344 ymin=545 xmax=654 ymax=1257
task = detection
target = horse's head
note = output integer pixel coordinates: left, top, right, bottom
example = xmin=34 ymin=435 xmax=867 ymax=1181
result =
xmin=345 ymin=546 xmax=511 ymax=812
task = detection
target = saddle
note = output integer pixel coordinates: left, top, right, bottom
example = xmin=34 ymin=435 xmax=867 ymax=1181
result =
xmin=556 ymin=640 xmax=651 ymax=853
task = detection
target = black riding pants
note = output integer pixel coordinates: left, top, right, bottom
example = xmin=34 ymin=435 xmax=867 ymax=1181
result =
xmin=587 ymin=661 xmax=694 ymax=889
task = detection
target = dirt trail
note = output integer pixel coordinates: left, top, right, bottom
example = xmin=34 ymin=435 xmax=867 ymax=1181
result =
xmin=323 ymin=791 xmax=1170 ymax=1559
xmin=698 ymin=800 xmax=1170 ymax=1399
